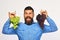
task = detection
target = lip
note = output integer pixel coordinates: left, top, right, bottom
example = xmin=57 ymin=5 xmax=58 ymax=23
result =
xmin=26 ymin=18 xmax=31 ymax=21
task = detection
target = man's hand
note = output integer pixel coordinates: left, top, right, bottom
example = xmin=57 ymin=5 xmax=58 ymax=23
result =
xmin=8 ymin=11 xmax=16 ymax=19
xmin=40 ymin=9 xmax=48 ymax=18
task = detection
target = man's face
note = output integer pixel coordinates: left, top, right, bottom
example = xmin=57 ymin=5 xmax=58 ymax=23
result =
xmin=24 ymin=10 xmax=34 ymax=25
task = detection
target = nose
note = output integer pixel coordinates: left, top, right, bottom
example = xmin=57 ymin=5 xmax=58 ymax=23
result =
xmin=26 ymin=13 xmax=31 ymax=17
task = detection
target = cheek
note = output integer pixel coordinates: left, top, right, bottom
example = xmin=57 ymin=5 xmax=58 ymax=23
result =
xmin=24 ymin=14 xmax=27 ymax=18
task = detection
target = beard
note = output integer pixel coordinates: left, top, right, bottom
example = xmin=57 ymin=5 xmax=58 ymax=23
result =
xmin=25 ymin=16 xmax=33 ymax=25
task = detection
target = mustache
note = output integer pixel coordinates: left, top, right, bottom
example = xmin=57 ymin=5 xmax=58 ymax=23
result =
xmin=25 ymin=16 xmax=33 ymax=25
xmin=25 ymin=16 xmax=32 ymax=19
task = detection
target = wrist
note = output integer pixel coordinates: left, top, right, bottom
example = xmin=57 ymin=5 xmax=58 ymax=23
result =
xmin=46 ymin=15 xmax=49 ymax=19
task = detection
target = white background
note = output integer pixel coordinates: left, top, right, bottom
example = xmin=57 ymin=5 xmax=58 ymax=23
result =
xmin=0 ymin=0 xmax=60 ymax=40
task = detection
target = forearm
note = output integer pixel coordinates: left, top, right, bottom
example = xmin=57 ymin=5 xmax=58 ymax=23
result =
xmin=2 ymin=19 xmax=16 ymax=34
xmin=2 ymin=19 xmax=10 ymax=34
xmin=46 ymin=16 xmax=58 ymax=31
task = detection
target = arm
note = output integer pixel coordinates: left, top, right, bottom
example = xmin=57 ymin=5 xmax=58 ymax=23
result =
xmin=2 ymin=19 xmax=16 ymax=34
xmin=43 ymin=16 xmax=58 ymax=33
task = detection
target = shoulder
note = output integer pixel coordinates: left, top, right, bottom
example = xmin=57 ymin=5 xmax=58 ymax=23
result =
xmin=18 ymin=22 xmax=24 ymax=25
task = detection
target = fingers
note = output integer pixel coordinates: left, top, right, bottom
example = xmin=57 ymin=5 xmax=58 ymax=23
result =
xmin=8 ymin=11 xmax=16 ymax=18
xmin=40 ymin=9 xmax=47 ymax=14
xmin=40 ymin=9 xmax=44 ymax=15
xmin=40 ymin=9 xmax=48 ymax=17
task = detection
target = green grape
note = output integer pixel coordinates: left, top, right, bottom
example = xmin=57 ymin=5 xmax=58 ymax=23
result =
xmin=10 ymin=16 xmax=20 ymax=29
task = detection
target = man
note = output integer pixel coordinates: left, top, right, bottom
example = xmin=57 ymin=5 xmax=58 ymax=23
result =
xmin=2 ymin=6 xmax=58 ymax=40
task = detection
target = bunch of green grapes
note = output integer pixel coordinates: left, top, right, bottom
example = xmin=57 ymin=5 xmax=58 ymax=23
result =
xmin=10 ymin=16 xmax=20 ymax=29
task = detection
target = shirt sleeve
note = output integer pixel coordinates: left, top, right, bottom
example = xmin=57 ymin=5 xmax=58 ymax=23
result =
xmin=2 ymin=19 xmax=16 ymax=34
xmin=43 ymin=16 xmax=58 ymax=33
